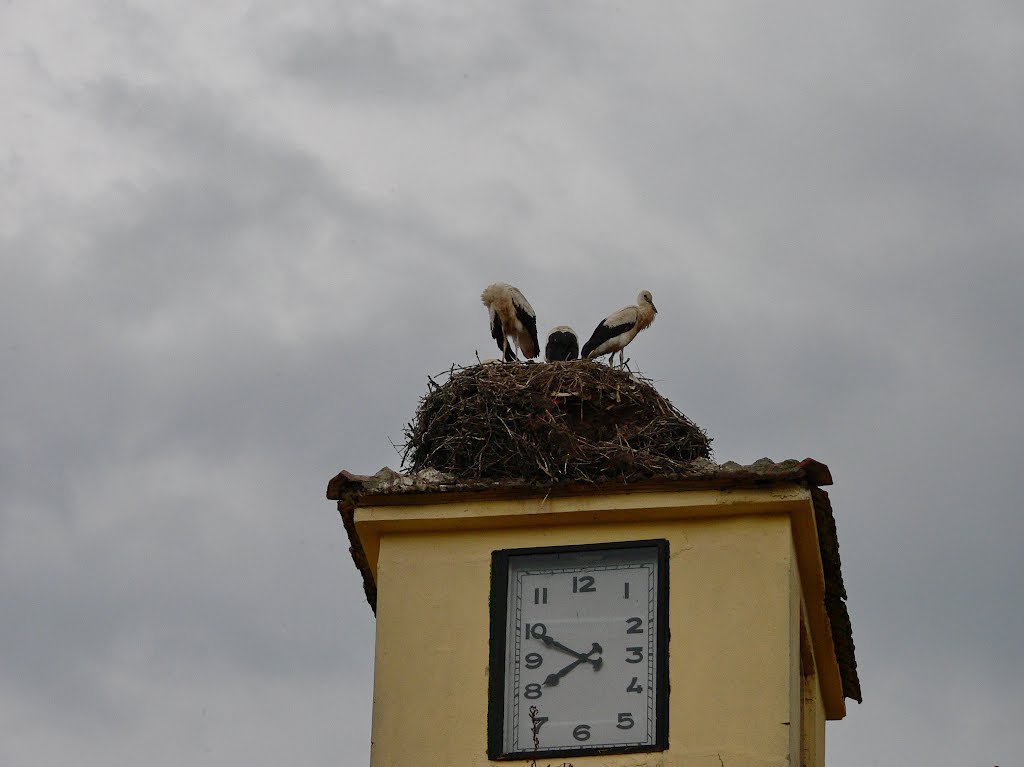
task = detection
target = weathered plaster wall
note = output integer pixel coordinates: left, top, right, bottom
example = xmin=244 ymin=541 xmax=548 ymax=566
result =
xmin=369 ymin=513 xmax=800 ymax=767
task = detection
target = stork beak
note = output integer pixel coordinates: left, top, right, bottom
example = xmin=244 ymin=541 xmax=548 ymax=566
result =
xmin=651 ymin=303 xmax=658 ymax=313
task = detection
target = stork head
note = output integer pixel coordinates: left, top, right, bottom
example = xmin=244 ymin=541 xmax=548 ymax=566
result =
xmin=638 ymin=290 xmax=657 ymax=313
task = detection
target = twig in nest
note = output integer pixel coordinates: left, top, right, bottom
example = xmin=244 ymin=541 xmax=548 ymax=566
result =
xmin=401 ymin=361 xmax=711 ymax=483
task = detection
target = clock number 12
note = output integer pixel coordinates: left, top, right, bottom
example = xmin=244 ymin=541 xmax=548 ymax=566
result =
xmin=572 ymin=575 xmax=596 ymax=593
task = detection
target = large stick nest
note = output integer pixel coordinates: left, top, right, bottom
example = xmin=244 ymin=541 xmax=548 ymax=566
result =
xmin=402 ymin=361 xmax=712 ymax=484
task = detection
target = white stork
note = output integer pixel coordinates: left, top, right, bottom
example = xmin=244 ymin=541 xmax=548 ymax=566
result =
xmin=544 ymin=325 xmax=579 ymax=362
xmin=581 ymin=290 xmax=658 ymax=366
xmin=481 ymin=283 xmax=540 ymax=362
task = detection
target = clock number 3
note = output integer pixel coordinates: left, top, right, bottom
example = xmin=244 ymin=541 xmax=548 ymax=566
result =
xmin=625 ymin=647 xmax=644 ymax=663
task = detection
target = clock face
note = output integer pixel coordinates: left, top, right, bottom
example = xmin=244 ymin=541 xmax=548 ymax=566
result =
xmin=488 ymin=540 xmax=669 ymax=760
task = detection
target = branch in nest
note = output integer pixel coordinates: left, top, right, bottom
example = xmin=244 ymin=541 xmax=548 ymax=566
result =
xmin=400 ymin=361 xmax=712 ymax=483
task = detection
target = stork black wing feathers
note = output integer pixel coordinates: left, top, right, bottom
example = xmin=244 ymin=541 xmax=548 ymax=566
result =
xmin=491 ymin=313 xmax=516 ymax=361
xmin=514 ymin=302 xmax=540 ymax=359
xmin=581 ymin=321 xmax=634 ymax=358
xmin=545 ymin=330 xmax=579 ymax=361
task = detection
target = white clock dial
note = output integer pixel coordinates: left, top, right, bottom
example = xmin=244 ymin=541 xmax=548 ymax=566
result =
xmin=490 ymin=541 xmax=668 ymax=759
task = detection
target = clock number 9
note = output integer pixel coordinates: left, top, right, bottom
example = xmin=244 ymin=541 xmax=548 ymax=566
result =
xmin=524 ymin=652 xmax=543 ymax=670
xmin=572 ymin=724 xmax=591 ymax=741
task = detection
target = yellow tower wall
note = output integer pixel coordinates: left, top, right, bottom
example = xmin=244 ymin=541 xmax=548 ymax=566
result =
xmin=362 ymin=492 xmax=822 ymax=767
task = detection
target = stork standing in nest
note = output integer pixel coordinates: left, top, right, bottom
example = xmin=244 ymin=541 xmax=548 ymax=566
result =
xmin=544 ymin=325 xmax=579 ymax=361
xmin=581 ymin=290 xmax=658 ymax=366
xmin=481 ymin=283 xmax=540 ymax=362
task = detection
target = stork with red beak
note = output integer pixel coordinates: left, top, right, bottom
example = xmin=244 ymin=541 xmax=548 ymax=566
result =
xmin=580 ymin=290 xmax=658 ymax=367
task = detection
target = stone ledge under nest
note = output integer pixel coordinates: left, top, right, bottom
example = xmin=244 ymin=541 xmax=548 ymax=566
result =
xmin=401 ymin=361 xmax=712 ymax=483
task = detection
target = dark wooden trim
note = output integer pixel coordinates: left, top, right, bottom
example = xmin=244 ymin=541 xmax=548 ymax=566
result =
xmin=654 ymin=537 xmax=670 ymax=751
xmin=487 ymin=550 xmax=511 ymax=760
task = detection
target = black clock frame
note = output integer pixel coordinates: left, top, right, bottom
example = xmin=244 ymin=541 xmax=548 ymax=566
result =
xmin=487 ymin=539 xmax=670 ymax=761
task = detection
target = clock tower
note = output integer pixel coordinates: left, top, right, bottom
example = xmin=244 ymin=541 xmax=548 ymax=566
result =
xmin=327 ymin=366 xmax=860 ymax=766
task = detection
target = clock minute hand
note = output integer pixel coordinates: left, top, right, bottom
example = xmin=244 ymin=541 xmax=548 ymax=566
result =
xmin=538 ymin=634 xmax=601 ymax=666
xmin=542 ymin=643 xmax=603 ymax=686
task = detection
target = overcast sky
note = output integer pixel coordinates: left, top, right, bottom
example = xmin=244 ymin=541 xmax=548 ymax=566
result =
xmin=3 ymin=2 xmax=1023 ymax=765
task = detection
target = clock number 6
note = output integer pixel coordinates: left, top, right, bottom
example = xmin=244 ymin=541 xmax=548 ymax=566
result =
xmin=572 ymin=724 xmax=591 ymax=741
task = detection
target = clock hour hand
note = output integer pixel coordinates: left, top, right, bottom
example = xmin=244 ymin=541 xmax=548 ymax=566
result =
xmin=538 ymin=634 xmax=602 ymax=666
xmin=543 ymin=642 xmax=603 ymax=686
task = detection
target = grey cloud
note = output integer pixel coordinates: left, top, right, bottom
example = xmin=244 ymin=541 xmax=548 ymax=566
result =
xmin=3 ymin=2 xmax=1024 ymax=765
xmin=259 ymin=5 xmax=527 ymax=103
